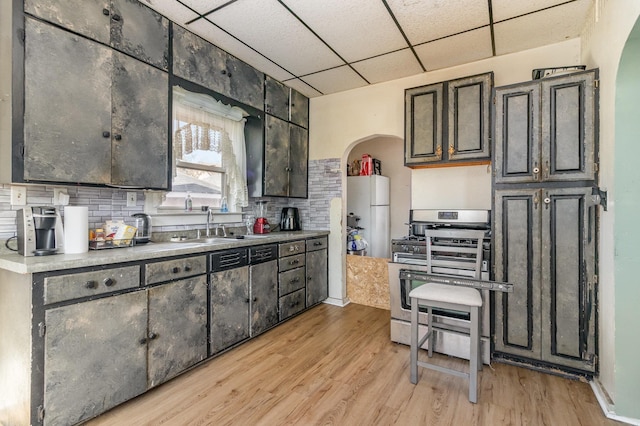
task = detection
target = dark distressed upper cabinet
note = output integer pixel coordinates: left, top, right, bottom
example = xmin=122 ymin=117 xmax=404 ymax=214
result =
xmin=494 ymin=70 xmax=597 ymax=184
xmin=265 ymin=76 xmax=290 ymax=121
xmin=405 ymin=82 xmax=444 ymax=165
xmin=447 ymin=72 xmax=492 ymax=161
xmin=172 ymin=25 xmax=264 ymax=110
xmin=494 ymin=187 xmax=597 ymax=372
xmin=23 ymin=18 xmax=169 ymax=188
xmin=249 ymin=260 xmax=279 ymax=337
xmin=290 ymin=88 xmax=309 ymax=129
xmin=210 ymin=266 xmax=250 ymax=354
xmin=263 ymin=115 xmax=309 ymax=198
xmin=44 ymin=291 xmax=148 ymax=426
xmin=25 ymin=0 xmax=169 ymax=70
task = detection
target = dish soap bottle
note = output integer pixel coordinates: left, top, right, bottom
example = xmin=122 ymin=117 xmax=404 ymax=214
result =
xmin=220 ymin=197 xmax=228 ymax=213
xmin=184 ymin=192 xmax=193 ymax=212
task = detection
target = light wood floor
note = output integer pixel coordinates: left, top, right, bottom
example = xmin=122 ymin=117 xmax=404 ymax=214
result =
xmin=87 ymin=303 xmax=618 ymax=426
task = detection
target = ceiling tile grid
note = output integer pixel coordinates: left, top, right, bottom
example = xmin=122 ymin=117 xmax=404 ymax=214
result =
xmin=140 ymin=0 xmax=594 ymax=97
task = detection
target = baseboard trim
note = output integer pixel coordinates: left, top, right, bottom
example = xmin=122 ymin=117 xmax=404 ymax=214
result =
xmin=323 ymin=297 xmax=350 ymax=307
xmin=590 ymin=379 xmax=640 ymax=425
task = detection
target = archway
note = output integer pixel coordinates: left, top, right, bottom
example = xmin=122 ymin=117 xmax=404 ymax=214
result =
xmin=341 ymin=135 xmax=410 ymax=309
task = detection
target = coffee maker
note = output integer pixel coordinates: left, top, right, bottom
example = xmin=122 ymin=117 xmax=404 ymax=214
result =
xmin=280 ymin=207 xmax=301 ymax=231
xmin=17 ymin=206 xmax=64 ymax=256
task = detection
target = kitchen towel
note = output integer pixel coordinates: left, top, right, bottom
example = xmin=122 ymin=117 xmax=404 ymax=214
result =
xmin=64 ymin=206 xmax=89 ymax=254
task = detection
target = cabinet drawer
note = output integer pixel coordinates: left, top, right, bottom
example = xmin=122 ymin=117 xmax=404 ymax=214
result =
xmin=279 ymin=267 xmax=306 ymax=295
xmin=278 ymin=253 xmax=305 ymax=272
xmin=306 ymin=237 xmax=328 ymax=252
xmin=278 ymin=240 xmax=305 ymax=257
xmin=44 ymin=265 xmax=140 ymax=304
xmin=279 ymin=288 xmax=305 ymax=321
xmin=145 ymin=256 xmax=207 ymax=285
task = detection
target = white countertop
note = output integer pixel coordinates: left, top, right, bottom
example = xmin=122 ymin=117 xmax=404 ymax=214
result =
xmin=0 ymin=231 xmax=329 ymax=274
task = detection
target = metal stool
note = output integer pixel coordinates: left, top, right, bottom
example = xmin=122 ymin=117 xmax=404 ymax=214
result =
xmin=409 ymin=282 xmax=483 ymax=402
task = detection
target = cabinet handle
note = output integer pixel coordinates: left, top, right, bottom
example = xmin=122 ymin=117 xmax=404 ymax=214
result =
xmin=85 ymin=280 xmax=97 ymax=289
xmin=313 ymin=242 xmax=322 ymax=246
xmin=114 ymin=134 xmax=122 ymax=141
xmin=148 ymin=332 xmax=158 ymax=340
xmin=290 ymin=277 xmax=299 ymax=284
xmin=253 ymin=297 xmax=258 ymax=302
xmin=102 ymin=131 xmax=110 ymax=138
xmin=139 ymin=337 xmax=147 ymax=345
xmin=111 ymin=14 xmax=121 ymax=21
xmin=184 ymin=265 xmax=192 ymax=272
xmin=544 ymin=193 xmax=551 ymax=209
xmin=172 ymin=266 xmax=180 ymax=273
xmin=103 ymin=277 xmax=115 ymax=287
xmin=289 ymin=259 xmax=299 ymax=265
xmin=221 ymin=70 xmax=226 ymax=75
xmin=102 ymin=8 xmax=110 ymax=16
xmin=533 ymin=162 xmax=540 ymax=180
xmin=289 ymin=246 xmax=295 ymax=252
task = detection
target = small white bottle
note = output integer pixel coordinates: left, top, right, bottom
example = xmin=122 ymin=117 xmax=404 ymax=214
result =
xmin=220 ymin=197 xmax=228 ymax=213
xmin=185 ymin=193 xmax=193 ymax=212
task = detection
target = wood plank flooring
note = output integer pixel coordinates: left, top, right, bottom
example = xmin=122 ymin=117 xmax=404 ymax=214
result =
xmin=87 ymin=303 xmax=618 ymax=426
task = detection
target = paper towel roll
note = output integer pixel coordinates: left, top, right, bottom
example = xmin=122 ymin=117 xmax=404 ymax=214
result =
xmin=64 ymin=206 xmax=89 ymax=254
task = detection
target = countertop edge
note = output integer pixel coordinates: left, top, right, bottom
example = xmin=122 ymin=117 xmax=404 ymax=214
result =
xmin=0 ymin=231 xmax=329 ymax=274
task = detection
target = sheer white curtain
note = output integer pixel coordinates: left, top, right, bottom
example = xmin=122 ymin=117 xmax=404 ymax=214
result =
xmin=173 ymin=86 xmax=248 ymax=211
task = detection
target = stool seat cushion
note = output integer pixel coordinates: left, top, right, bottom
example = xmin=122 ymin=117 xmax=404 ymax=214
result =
xmin=409 ymin=283 xmax=482 ymax=307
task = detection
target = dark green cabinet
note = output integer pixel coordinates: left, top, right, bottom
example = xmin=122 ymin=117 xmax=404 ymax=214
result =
xmin=25 ymin=0 xmax=169 ymax=70
xmin=405 ymin=72 xmax=492 ymax=166
xmin=172 ymin=25 xmax=264 ymax=111
xmin=23 ymin=17 xmax=168 ymax=188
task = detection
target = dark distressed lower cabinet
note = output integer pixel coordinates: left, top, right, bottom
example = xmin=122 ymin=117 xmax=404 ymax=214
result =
xmin=210 ymin=266 xmax=250 ymax=354
xmin=44 ymin=291 xmax=148 ymax=426
xmin=249 ymin=259 xmax=279 ymax=337
xmin=306 ymin=237 xmax=328 ymax=307
xmin=493 ymin=187 xmax=597 ymax=372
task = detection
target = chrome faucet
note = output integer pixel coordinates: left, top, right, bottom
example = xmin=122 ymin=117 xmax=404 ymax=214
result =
xmin=215 ymin=224 xmax=227 ymax=237
xmin=206 ymin=208 xmax=213 ymax=237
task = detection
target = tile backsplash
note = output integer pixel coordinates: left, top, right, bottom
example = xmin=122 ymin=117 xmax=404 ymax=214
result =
xmin=0 ymin=158 xmax=342 ymax=252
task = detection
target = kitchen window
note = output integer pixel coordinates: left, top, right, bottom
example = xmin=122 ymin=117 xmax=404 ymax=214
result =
xmin=159 ymin=86 xmax=249 ymax=212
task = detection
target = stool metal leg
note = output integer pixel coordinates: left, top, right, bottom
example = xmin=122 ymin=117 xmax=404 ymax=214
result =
xmin=469 ymin=306 xmax=479 ymax=403
xmin=427 ymin=305 xmax=434 ymax=358
xmin=410 ymin=297 xmax=419 ymax=384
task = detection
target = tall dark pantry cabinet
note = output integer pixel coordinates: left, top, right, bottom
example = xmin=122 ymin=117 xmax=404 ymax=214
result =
xmin=492 ymin=70 xmax=599 ymax=373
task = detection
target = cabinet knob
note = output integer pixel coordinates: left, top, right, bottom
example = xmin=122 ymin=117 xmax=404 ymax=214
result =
xmin=148 ymin=332 xmax=158 ymax=340
xmin=314 ymin=242 xmax=322 ymax=246
xmin=85 ymin=280 xmax=97 ymax=289
xmin=102 ymin=8 xmax=110 ymax=16
xmin=289 ymin=259 xmax=299 ymax=265
xmin=172 ymin=266 xmax=180 ymax=273
xmin=103 ymin=277 xmax=115 ymax=287
xmin=184 ymin=265 xmax=192 ymax=272
xmin=290 ymin=277 xmax=299 ymax=284
xmin=221 ymin=70 xmax=226 ymax=75
xmin=102 ymin=131 xmax=110 ymax=138
xmin=245 ymin=298 xmax=250 ymax=303
xmin=139 ymin=337 xmax=147 ymax=345
xmin=111 ymin=14 xmax=121 ymax=21
xmin=253 ymin=297 xmax=258 ymax=302
xmin=114 ymin=134 xmax=122 ymax=141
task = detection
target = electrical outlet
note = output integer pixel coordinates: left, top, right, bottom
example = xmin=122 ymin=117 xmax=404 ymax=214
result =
xmin=127 ymin=192 xmax=137 ymax=207
xmin=11 ymin=186 xmax=27 ymax=206
xmin=53 ymin=188 xmax=68 ymax=205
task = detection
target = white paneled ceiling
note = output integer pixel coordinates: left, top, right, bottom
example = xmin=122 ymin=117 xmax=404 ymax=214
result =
xmin=141 ymin=0 xmax=594 ymax=98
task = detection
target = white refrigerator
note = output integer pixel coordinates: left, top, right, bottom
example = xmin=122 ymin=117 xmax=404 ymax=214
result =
xmin=347 ymin=175 xmax=390 ymax=258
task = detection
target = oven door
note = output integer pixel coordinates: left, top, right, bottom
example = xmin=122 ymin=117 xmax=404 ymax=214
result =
xmin=400 ymin=276 xmax=470 ymax=320
xmin=392 ymin=252 xmax=427 ymax=265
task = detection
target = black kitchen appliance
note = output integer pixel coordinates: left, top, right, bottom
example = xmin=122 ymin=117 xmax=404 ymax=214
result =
xmin=17 ymin=206 xmax=64 ymax=256
xmin=280 ymin=207 xmax=301 ymax=231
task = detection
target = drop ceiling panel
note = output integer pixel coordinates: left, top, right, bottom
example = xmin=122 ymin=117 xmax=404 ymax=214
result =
xmin=187 ymin=20 xmax=294 ymax=82
xmin=386 ymin=0 xmax=490 ymax=44
xmin=178 ymin=0 xmax=231 ymax=16
xmin=283 ymin=78 xmax=323 ymax=99
xmin=494 ymin=1 xmax=591 ymax=56
xmin=415 ymin=27 xmax=493 ymax=71
xmin=281 ymin=0 xmax=407 ymax=62
xmin=205 ymin=0 xmax=344 ymax=76
xmin=302 ymin=66 xmax=368 ymax=95
xmin=139 ymin=0 xmax=199 ymax=24
xmin=352 ymin=49 xmax=423 ymax=84
xmin=492 ymin=0 xmax=582 ymax=22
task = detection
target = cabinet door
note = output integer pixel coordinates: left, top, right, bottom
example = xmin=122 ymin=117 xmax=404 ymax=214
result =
xmin=264 ymin=115 xmax=290 ymax=197
xmin=447 ymin=72 xmax=492 ymax=161
xmin=24 ymin=18 xmax=112 ymax=184
xmin=172 ymin=25 xmax=231 ymax=97
xmin=290 ymin=88 xmax=309 ymax=128
xmin=210 ymin=266 xmax=249 ymax=354
xmin=43 ymin=291 xmax=147 ymax=426
xmin=288 ymin=125 xmax=309 ymax=198
xmin=494 ymin=82 xmax=541 ymax=184
xmin=493 ymin=189 xmax=542 ymax=360
xmin=147 ymin=276 xmax=207 ymax=387
xmin=306 ymin=248 xmax=328 ymax=306
xmin=249 ymin=260 xmax=278 ymax=337
xmin=540 ymin=71 xmax=597 ymax=182
xmin=265 ymin=76 xmax=289 ymax=121
xmin=540 ymin=187 xmax=597 ymax=371
xmin=111 ymin=52 xmax=169 ymax=188
xmin=405 ymin=83 xmax=444 ymax=165
xmin=110 ymin=0 xmax=169 ymax=70
xmin=227 ymin=55 xmax=264 ymax=110
xmin=25 ymin=0 xmax=111 ymax=45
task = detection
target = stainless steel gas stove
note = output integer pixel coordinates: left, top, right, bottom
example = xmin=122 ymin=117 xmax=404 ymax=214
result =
xmin=389 ymin=209 xmax=492 ymax=363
